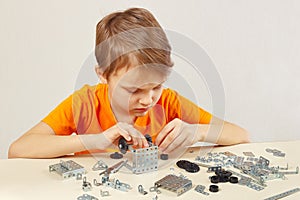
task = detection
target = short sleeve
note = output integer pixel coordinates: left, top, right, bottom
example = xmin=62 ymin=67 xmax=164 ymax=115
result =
xmin=162 ymin=89 xmax=212 ymax=124
xmin=42 ymin=95 xmax=76 ymax=135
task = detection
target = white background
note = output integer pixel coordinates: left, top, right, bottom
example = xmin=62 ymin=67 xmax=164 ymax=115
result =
xmin=1 ymin=0 xmax=299 ymax=159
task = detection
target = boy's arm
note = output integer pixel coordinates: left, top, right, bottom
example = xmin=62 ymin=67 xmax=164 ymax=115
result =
xmin=8 ymin=122 xmax=86 ymax=158
xmin=8 ymin=122 xmax=148 ymax=158
xmin=155 ymin=117 xmax=250 ymax=153
xmin=199 ymin=117 xmax=250 ymax=145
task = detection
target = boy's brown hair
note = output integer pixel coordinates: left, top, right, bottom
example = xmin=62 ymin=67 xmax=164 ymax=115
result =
xmin=95 ymin=7 xmax=173 ymax=80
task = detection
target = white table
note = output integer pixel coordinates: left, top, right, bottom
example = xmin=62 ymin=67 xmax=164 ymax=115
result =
xmin=1 ymin=140 xmax=300 ymax=200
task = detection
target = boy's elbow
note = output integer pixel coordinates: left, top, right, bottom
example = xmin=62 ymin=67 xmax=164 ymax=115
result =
xmin=8 ymin=141 xmax=23 ymax=158
xmin=239 ymin=129 xmax=251 ymax=144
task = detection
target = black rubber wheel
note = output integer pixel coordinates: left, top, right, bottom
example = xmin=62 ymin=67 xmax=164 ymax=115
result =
xmin=118 ymin=137 xmax=128 ymax=154
xmin=209 ymin=185 xmax=219 ymax=192
xmin=184 ymin=162 xmax=200 ymax=173
xmin=210 ymin=175 xmax=219 ymax=184
xmin=144 ymin=134 xmax=152 ymax=144
xmin=160 ymin=153 xmax=169 ymax=160
xmin=176 ymin=160 xmax=189 ymax=169
xmin=110 ymin=152 xmax=123 ymax=159
xmin=229 ymin=176 xmax=239 ymax=184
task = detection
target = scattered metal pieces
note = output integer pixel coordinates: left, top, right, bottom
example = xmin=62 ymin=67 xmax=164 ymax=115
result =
xmin=49 ymin=160 xmax=86 ymax=179
xmin=155 ymin=174 xmax=192 ymax=196
xmin=92 ymin=160 xmax=108 ymax=171
xmin=243 ymin=152 xmax=255 ymax=157
xmin=76 ymin=173 xmax=83 ymax=180
xmin=149 ymin=186 xmax=161 ymax=194
xmin=100 ymin=173 xmax=132 ymax=192
xmin=138 ymin=185 xmax=148 ymax=195
xmin=266 ymin=148 xmax=286 ymax=157
xmin=264 ymin=187 xmax=300 ymax=200
xmin=278 ymin=166 xmax=299 ymax=175
xmin=194 ymin=185 xmax=209 ymax=195
xmin=207 ymin=166 xmax=222 ymax=173
xmin=99 ymin=160 xmax=128 ymax=176
xmin=93 ymin=179 xmax=102 ymax=186
xmin=77 ymin=194 xmax=98 ymax=200
xmin=82 ymin=177 xmax=92 ymax=192
xmin=100 ymin=190 xmax=110 ymax=197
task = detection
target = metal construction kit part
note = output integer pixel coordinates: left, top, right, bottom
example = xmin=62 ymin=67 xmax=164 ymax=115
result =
xmin=99 ymin=160 xmax=128 ymax=176
xmin=129 ymin=146 xmax=158 ymax=174
xmin=149 ymin=186 xmax=161 ymax=194
xmin=82 ymin=177 xmax=92 ymax=192
xmin=110 ymin=152 xmax=124 ymax=159
xmin=209 ymin=185 xmax=219 ymax=192
xmin=207 ymin=166 xmax=222 ymax=173
xmin=194 ymin=185 xmax=209 ymax=195
xmin=103 ymin=177 xmax=132 ymax=192
xmin=152 ymin=195 xmax=158 ymax=200
xmin=155 ymin=174 xmax=192 ymax=196
xmin=243 ymin=152 xmax=255 ymax=157
xmin=227 ymin=169 xmax=265 ymax=190
xmin=266 ymin=148 xmax=286 ymax=157
xmin=76 ymin=173 xmax=83 ymax=180
xmin=138 ymin=185 xmax=148 ymax=195
xmin=278 ymin=166 xmax=299 ymax=175
xmin=264 ymin=187 xmax=300 ymax=200
xmin=100 ymin=190 xmax=110 ymax=197
xmin=118 ymin=134 xmax=159 ymax=174
xmin=92 ymin=160 xmax=108 ymax=171
xmin=77 ymin=194 xmax=98 ymax=200
xmin=49 ymin=160 xmax=86 ymax=179
xmin=160 ymin=153 xmax=169 ymax=160
xmin=93 ymin=179 xmax=102 ymax=186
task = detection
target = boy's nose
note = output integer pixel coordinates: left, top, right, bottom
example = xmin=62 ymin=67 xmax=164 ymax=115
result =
xmin=139 ymin=91 xmax=153 ymax=106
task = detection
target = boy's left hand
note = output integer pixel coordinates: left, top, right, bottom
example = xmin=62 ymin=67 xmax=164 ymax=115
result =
xmin=155 ymin=118 xmax=201 ymax=153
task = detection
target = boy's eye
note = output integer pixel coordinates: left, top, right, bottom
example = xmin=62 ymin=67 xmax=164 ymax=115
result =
xmin=126 ymin=89 xmax=138 ymax=93
xmin=153 ymin=85 xmax=162 ymax=90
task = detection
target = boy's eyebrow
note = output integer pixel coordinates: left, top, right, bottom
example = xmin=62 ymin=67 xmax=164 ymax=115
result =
xmin=122 ymin=81 xmax=166 ymax=89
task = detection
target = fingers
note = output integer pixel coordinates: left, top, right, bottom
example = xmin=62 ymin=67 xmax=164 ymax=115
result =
xmin=155 ymin=119 xmax=178 ymax=146
xmin=117 ymin=123 xmax=148 ymax=148
xmin=159 ymin=125 xmax=181 ymax=152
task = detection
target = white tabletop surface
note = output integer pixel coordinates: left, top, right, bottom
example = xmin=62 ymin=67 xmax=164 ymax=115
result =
xmin=1 ymin=140 xmax=300 ymax=200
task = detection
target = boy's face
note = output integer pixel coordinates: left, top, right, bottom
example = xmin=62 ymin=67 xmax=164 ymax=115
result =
xmin=106 ymin=64 xmax=169 ymax=123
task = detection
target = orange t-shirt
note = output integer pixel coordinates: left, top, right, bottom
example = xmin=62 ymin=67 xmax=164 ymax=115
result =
xmin=42 ymin=84 xmax=212 ymax=153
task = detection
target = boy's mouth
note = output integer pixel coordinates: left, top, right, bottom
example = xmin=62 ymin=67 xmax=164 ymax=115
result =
xmin=133 ymin=107 xmax=150 ymax=113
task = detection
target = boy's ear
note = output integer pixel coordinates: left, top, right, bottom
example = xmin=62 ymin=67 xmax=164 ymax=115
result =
xmin=95 ymin=66 xmax=107 ymax=84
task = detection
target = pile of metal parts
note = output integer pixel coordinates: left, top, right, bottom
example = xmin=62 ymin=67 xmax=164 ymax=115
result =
xmin=195 ymin=150 xmax=299 ymax=191
xmin=49 ymin=146 xmax=299 ymax=199
xmin=49 ymin=160 xmax=86 ymax=179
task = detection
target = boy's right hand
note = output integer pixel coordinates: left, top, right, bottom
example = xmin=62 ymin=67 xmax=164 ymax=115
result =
xmin=103 ymin=122 xmax=149 ymax=148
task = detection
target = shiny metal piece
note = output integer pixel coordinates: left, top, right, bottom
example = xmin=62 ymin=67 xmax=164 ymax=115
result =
xmin=155 ymin=174 xmax=192 ymax=196
xmin=194 ymin=185 xmax=209 ymax=195
xmin=264 ymin=188 xmax=300 ymax=200
xmin=49 ymin=160 xmax=86 ymax=179
xmin=77 ymin=194 xmax=98 ymax=200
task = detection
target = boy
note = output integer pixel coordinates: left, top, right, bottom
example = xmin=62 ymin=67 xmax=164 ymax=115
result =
xmin=8 ymin=8 xmax=249 ymax=158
